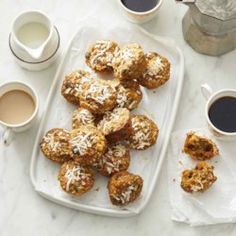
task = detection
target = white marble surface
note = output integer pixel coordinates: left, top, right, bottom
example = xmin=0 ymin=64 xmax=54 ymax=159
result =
xmin=1 ymin=0 xmax=236 ymax=235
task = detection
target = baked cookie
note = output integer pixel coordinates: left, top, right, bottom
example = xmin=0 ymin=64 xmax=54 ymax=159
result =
xmin=116 ymin=81 xmax=142 ymax=110
xmin=112 ymin=43 xmax=146 ymax=81
xmin=69 ymin=125 xmax=107 ymax=165
xmin=58 ymin=161 xmax=95 ymax=196
xmin=79 ymin=79 xmax=117 ymax=114
xmin=129 ymin=115 xmax=159 ymax=150
xmin=72 ymin=107 xmax=95 ymax=129
xmin=183 ymin=131 xmax=219 ymax=161
xmin=85 ymin=40 xmax=119 ymax=73
xmin=40 ymin=128 xmax=71 ymax=163
xmin=61 ymin=70 xmax=94 ymax=105
xmin=97 ymin=107 xmax=132 ymax=142
xmin=108 ymin=171 xmax=143 ymax=206
xmin=138 ymin=52 xmax=170 ymax=89
xmin=94 ymin=143 xmax=130 ymax=177
xmin=181 ymin=161 xmax=217 ymax=193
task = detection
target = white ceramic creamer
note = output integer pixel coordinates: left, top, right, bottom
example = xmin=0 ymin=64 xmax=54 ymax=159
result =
xmin=9 ymin=11 xmax=60 ymax=71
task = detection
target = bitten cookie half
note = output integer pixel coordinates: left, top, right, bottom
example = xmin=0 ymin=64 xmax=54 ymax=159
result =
xmin=181 ymin=161 xmax=217 ymax=193
xmin=183 ymin=131 xmax=219 ymax=161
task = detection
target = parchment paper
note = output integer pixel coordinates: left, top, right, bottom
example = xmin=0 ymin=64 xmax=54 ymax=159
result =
xmin=168 ymin=129 xmax=236 ymax=226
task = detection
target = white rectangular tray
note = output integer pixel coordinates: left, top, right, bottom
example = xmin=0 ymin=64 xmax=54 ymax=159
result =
xmin=30 ymin=22 xmax=184 ymax=217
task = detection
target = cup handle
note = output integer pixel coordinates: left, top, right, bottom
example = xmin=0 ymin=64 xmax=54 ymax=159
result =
xmin=2 ymin=127 xmax=14 ymax=146
xmin=201 ymin=84 xmax=213 ymax=100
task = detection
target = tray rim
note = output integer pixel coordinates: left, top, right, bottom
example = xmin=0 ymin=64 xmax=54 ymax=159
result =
xmin=30 ymin=24 xmax=185 ymax=217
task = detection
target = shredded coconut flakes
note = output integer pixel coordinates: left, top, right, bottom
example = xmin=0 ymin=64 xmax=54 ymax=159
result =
xmin=70 ymin=132 xmax=95 ymax=155
xmin=65 ymin=166 xmax=89 ymax=191
xmin=74 ymin=109 xmax=94 ymax=125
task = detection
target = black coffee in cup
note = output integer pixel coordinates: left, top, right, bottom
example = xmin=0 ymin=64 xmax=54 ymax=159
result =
xmin=121 ymin=0 xmax=159 ymax=12
xmin=208 ymin=96 xmax=236 ymax=133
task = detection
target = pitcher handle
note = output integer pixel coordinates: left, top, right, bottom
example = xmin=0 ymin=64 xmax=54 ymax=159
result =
xmin=201 ymin=84 xmax=213 ymax=100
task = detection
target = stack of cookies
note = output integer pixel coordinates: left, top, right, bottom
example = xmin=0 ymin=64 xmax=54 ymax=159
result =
xmin=40 ymin=39 xmax=171 ymax=206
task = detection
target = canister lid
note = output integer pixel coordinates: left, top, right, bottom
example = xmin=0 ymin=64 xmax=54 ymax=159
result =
xmin=195 ymin=0 xmax=236 ymax=20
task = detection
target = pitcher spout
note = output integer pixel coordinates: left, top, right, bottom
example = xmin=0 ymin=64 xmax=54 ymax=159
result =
xmin=27 ymin=45 xmax=45 ymax=60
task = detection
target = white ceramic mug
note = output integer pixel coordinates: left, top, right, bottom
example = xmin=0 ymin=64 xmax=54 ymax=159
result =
xmin=201 ymin=83 xmax=236 ymax=141
xmin=117 ymin=0 xmax=163 ymax=24
xmin=0 ymin=81 xmax=39 ymax=145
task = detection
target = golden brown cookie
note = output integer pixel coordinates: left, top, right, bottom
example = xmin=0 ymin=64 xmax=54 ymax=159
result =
xmin=85 ymin=40 xmax=119 ymax=73
xmin=116 ymin=81 xmax=142 ymax=110
xmin=79 ymin=79 xmax=118 ymax=114
xmin=94 ymin=143 xmax=130 ymax=177
xmin=97 ymin=107 xmax=132 ymax=142
xmin=72 ymin=107 xmax=95 ymax=129
xmin=128 ymin=115 xmax=159 ymax=150
xmin=181 ymin=162 xmax=217 ymax=193
xmin=61 ymin=70 xmax=94 ymax=105
xmin=69 ymin=125 xmax=107 ymax=165
xmin=183 ymin=131 xmax=219 ymax=161
xmin=112 ymin=43 xmax=146 ymax=81
xmin=108 ymin=171 xmax=143 ymax=206
xmin=40 ymin=128 xmax=71 ymax=163
xmin=138 ymin=52 xmax=170 ymax=89
xmin=58 ymin=161 xmax=95 ymax=196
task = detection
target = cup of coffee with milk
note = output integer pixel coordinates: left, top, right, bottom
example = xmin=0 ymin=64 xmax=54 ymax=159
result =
xmin=9 ymin=10 xmax=60 ymax=71
xmin=0 ymin=81 xmax=38 ymax=145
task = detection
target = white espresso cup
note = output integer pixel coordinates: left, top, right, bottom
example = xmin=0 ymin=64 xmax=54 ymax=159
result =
xmin=201 ymin=83 xmax=236 ymax=141
xmin=117 ymin=0 xmax=163 ymax=24
xmin=0 ymin=81 xmax=39 ymax=145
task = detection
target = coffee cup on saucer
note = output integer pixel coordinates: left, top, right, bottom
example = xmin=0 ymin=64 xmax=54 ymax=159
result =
xmin=0 ymin=81 xmax=39 ymax=145
xmin=117 ymin=0 xmax=163 ymax=24
xmin=201 ymin=83 xmax=236 ymax=141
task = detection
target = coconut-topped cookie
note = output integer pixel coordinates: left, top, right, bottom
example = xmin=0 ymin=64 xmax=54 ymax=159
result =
xmin=79 ymin=79 xmax=118 ymax=114
xmin=72 ymin=107 xmax=95 ymax=129
xmin=58 ymin=161 xmax=95 ymax=196
xmin=40 ymin=128 xmax=71 ymax=163
xmin=116 ymin=81 xmax=143 ymax=110
xmin=181 ymin=161 xmax=217 ymax=193
xmin=108 ymin=171 xmax=143 ymax=206
xmin=129 ymin=115 xmax=159 ymax=150
xmin=112 ymin=43 xmax=147 ymax=81
xmin=94 ymin=143 xmax=130 ymax=177
xmin=85 ymin=40 xmax=119 ymax=73
xmin=138 ymin=52 xmax=170 ymax=89
xmin=69 ymin=125 xmax=107 ymax=165
xmin=97 ymin=107 xmax=132 ymax=142
xmin=61 ymin=70 xmax=94 ymax=105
